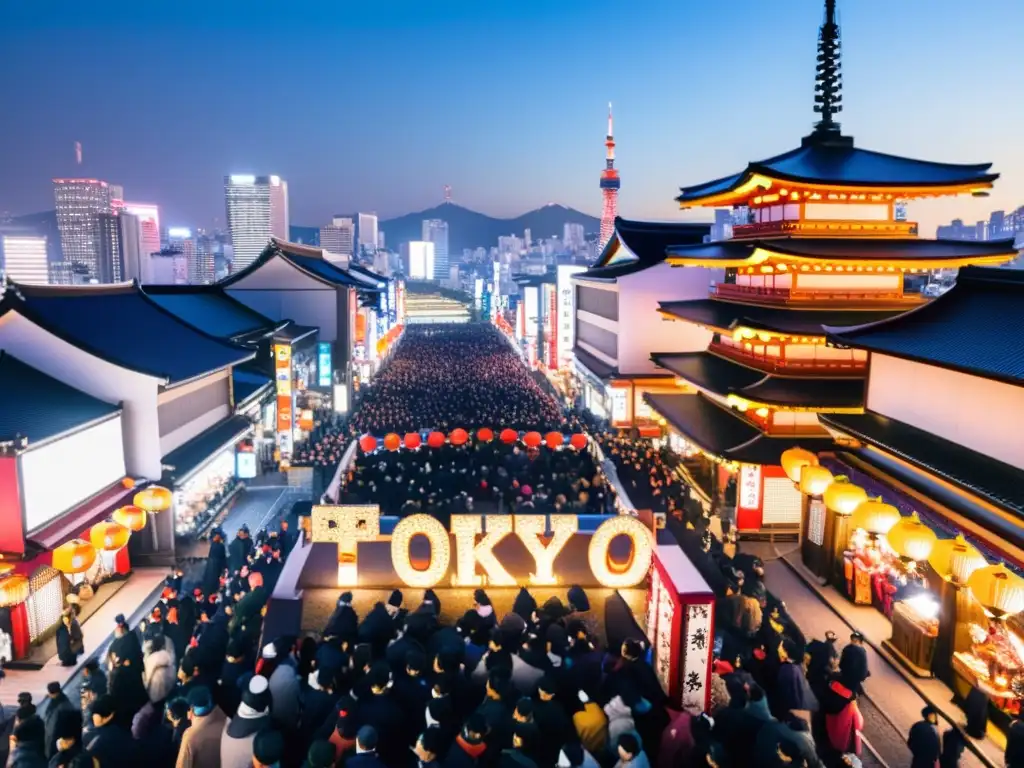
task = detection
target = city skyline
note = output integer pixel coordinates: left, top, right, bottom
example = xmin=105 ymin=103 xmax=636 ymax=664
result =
xmin=2 ymin=0 xmax=1023 ymax=237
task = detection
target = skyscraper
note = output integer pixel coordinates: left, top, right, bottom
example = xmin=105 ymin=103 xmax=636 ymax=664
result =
xmin=422 ymin=219 xmax=449 ymax=280
xmin=321 ymin=217 xmax=355 ymax=260
xmin=563 ymin=222 xmax=585 ymax=251
xmin=119 ymin=212 xmax=144 ymax=283
xmin=358 ymin=213 xmax=379 ymax=254
xmin=122 ymin=203 xmax=161 ymax=260
xmin=53 ymin=178 xmax=111 ymax=277
xmin=224 ymin=175 xmax=287 ymax=270
xmin=598 ymin=103 xmax=620 ymax=248
xmin=0 ymin=234 xmax=49 ymax=285
xmin=167 ymin=228 xmax=206 ymax=284
xmin=95 ymin=213 xmax=124 ymax=284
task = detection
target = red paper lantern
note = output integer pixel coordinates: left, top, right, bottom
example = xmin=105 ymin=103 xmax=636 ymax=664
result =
xmin=570 ymin=433 xmax=588 ymax=450
xmin=477 ymin=428 xmax=494 ymax=443
xmin=359 ymin=435 xmax=377 ymax=453
xmin=383 ymin=433 xmax=401 ymax=451
xmin=500 ymin=428 xmax=518 ymax=444
xmin=544 ymin=431 xmax=564 ymax=449
xmin=427 ymin=431 xmax=446 ymax=449
xmin=450 ymin=428 xmax=469 ymax=446
xmin=523 ymin=431 xmax=542 ymax=448
xmin=404 ymin=432 xmax=422 ymax=449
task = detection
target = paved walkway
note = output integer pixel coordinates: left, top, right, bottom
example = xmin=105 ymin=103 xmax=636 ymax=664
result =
xmin=746 ymin=542 xmax=994 ymax=768
xmin=5 ymin=568 xmax=166 ymax=705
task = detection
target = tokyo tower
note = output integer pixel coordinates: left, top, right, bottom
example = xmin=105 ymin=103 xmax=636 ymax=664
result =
xmin=598 ymin=102 xmax=620 ymax=248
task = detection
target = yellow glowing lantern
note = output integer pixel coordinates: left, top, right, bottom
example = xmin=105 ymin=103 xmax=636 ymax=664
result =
xmin=799 ymin=465 xmax=834 ymax=497
xmin=133 ymin=486 xmax=173 ymax=513
xmin=968 ymin=563 xmax=1024 ymax=617
xmin=780 ymin=447 xmax=819 ymax=484
xmin=885 ymin=512 xmax=937 ymax=562
xmin=89 ymin=521 xmax=131 ymax=552
xmin=52 ymin=539 xmax=97 ymax=574
xmin=850 ymin=498 xmax=901 ymax=537
xmin=0 ymin=575 xmax=29 ymax=607
xmin=928 ymin=534 xmax=988 ymax=584
xmin=0 ymin=563 xmax=15 ymax=577
xmin=112 ymin=505 xmax=147 ymax=532
xmin=823 ymin=478 xmax=868 ymax=516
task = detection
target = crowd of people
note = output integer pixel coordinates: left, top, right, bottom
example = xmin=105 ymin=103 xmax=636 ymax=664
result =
xmin=349 ymin=325 xmax=562 ymax=435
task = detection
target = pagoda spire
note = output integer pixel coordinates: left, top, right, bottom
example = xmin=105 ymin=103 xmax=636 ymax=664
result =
xmin=812 ymin=0 xmax=843 ymax=137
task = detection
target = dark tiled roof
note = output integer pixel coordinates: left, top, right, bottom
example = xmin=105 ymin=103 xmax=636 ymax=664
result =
xmin=220 ymin=239 xmax=380 ymax=291
xmin=273 ymin=323 xmax=318 ymax=344
xmin=822 ymin=411 xmax=1024 ymax=517
xmin=142 ymin=286 xmax=281 ymax=340
xmin=161 ymin=414 xmax=253 ymax=486
xmin=658 ymin=298 xmax=906 ymax=335
xmin=666 ymin=237 xmax=1017 ymax=264
xmin=573 ymin=347 xmax=617 ymax=381
xmin=2 ymin=283 xmax=255 ymax=384
xmin=677 ymin=138 xmax=997 ymax=204
xmin=0 ymin=352 xmax=120 ymax=444
xmin=232 ymin=368 xmax=273 ymax=406
xmin=577 ymin=218 xmax=710 ymax=280
xmin=829 ymin=267 xmax=1024 ymax=385
xmin=650 ymin=351 xmax=864 ymax=408
xmin=643 ymin=391 xmax=832 ymax=465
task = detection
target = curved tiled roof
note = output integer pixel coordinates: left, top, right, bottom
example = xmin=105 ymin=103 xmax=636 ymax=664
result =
xmin=828 ymin=266 xmax=1024 ymax=385
xmin=142 ymin=286 xmax=283 ymax=340
xmin=658 ymin=298 xmax=906 ymax=335
xmin=666 ymin=237 xmax=1017 ymax=264
xmin=577 ymin=218 xmax=710 ymax=280
xmin=0 ymin=352 xmax=121 ymax=444
xmin=677 ymin=136 xmax=998 ymax=205
xmin=220 ymin=239 xmax=383 ymax=291
xmin=0 ymin=282 xmax=255 ymax=384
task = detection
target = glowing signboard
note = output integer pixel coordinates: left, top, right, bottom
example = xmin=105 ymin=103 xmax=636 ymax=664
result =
xmin=739 ymin=464 xmax=761 ymax=510
xmin=318 ymin=342 xmax=332 ymax=387
xmin=310 ymin=506 xmax=654 ymax=589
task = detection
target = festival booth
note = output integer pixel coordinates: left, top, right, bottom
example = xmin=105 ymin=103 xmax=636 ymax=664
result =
xmin=267 ymin=503 xmax=717 ymax=713
xmin=787 ymin=447 xmax=1024 ymax=727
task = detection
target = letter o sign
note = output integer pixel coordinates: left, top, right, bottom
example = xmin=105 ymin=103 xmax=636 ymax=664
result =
xmin=390 ymin=514 xmax=451 ymax=588
xmin=587 ymin=516 xmax=654 ymax=588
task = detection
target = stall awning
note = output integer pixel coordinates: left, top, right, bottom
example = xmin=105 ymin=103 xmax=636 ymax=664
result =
xmin=161 ymin=415 xmax=253 ymax=487
xmin=29 ymin=481 xmax=137 ymax=552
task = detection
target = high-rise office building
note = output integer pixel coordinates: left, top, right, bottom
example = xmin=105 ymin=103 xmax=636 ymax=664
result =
xmin=119 ymin=212 xmax=144 ymax=283
xmin=563 ymin=222 xmax=585 ymax=251
xmin=320 ymin=217 xmax=355 ymax=260
xmin=224 ymin=175 xmax=288 ymax=270
xmin=149 ymin=249 xmax=188 ymax=285
xmin=123 ymin=203 xmax=161 ymax=261
xmin=166 ymin=227 xmax=205 ymax=284
xmin=1 ymin=234 xmax=49 ymax=285
xmin=422 ymin=219 xmax=448 ymax=280
xmin=377 ymin=231 xmax=385 ymax=250
xmin=402 ymin=241 xmax=435 ymax=280
xmin=108 ymin=185 xmax=125 ymax=212
xmin=11 ymin=210 xmax=63 ymax=264
xmin=193 ymin=232 xmax=219 ymax=285
xmin=357 ymin=213 xmax=379 ymax=254
xmin=53 ymin=178 xmax=111 ymax=277
xmin=95 ymin=213 xmax=124 ymax=284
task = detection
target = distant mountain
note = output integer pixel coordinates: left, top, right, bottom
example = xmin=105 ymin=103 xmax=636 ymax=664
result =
xmin=379 ymin=202 xmax=600 ymax=254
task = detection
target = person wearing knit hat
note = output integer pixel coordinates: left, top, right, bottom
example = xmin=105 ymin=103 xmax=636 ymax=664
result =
xmin=351 ymin=726 xmax=385 ymax=768
xmin=304 ymin=739 xmax=337 ymax=768
xmin=221 ymin=675 xmax=272 ymax=768
xmin=252 ymin=729 xmax=285 ymax=768
xmin=177 ymin=686 xmax=227 ymax=768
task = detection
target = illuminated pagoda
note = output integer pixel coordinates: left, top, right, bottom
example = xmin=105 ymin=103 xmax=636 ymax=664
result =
xmin=645 ymin=0 xmax=1017 ymax=533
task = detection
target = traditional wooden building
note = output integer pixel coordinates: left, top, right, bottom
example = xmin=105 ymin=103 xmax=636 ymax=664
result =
xmin=644 ymin=0 xmax=1018 ymax=533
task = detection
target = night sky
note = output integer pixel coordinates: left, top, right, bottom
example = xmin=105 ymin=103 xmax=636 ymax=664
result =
xmin=1 ymin=0 xmax=1021 ymax=235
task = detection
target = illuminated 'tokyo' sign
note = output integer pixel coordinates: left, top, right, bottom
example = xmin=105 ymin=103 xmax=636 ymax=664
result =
xmin=309 ymin=505 xmax=654 ymax=589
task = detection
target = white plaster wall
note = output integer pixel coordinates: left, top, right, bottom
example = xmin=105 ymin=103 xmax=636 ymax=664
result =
xmin=867 ymin=353 xmax=1024 ymax=469
xmin=617 ymin=263 xmax=722 ymax=374
xmin=0 ymin=312 xmax=162 ymax=478
xmin=159 ymin=404 xmax=231 ymax=456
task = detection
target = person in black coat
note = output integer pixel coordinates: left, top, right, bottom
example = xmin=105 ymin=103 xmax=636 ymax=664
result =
xmin=355 ymin=662 xmax=408 ymax=766
xmin=532 ymin=675 xmax=572 ymax=767
xmin=216 ymin=638 xmax=250 ymax=717
xmin=347 ymin=726 xmax=387 ymax=768
xmin=839 ymin=633 xmax=870 ymax=694
xmin=323 ymin=592 xmax=358 ymax=646
xmin=84 ymin=696 xmax=137 ymax=768
xmin=908 ymin=706 xmax=942 ymax=768
xmin=43 ymin=682 xmax=79 ymax=760
xmin=55 ymin=611 xmax=83 ymax=667
xmin=109 ymin=614 xmax=143 ymax=670
xmin=940 ymin=727 xmax=966 ymax=768
xmin=203 ymin=528 xmax=227 ymax=595
xmin=108 ymin=655 xmax=149 ymax=731
xmin=393 ymin=650 xmax=431 ymax=735
xmin=227 ymin=525 xmax=253 ymax=574
xmin=300 ymin=668 xmax=340 ymax=746
xmin=358 ymin=602 xmax=397 ymax=658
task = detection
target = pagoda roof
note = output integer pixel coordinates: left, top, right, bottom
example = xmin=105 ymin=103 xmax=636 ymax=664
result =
xmin=141 ymin=284 xmax=286 ymax=341
xmin=828 ymin=266 xmax=1024 ymax=386
xmin=220 ymin=239 xmax=383 ymax=292
xmin=0 ymin=352 xmax=121 ymax=445
xmin=676 ymin=135 xmax=998 ymax=208
xmin=0 ymin=282 xmax=255 ymax=385
xmin=576 ymin=218 xmax=709 ymax=281
xmin=658 ymin=298 xmax=906 ymax=335
xmin=651 ymin=351 xmax=864 ymax=409
xmin=822 ymin=411 xmax=1024 ymax=518
xmin=643 ymin=391 xmax=833 ymax=465
xmin=666 ymin=237 xmax=1017 ymax=269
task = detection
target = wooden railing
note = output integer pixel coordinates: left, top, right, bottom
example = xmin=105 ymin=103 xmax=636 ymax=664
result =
xmin=711 ymin=342 xmax=867 ymax=374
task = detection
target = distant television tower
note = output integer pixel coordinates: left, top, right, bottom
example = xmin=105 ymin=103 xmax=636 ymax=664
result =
xmin=443 ymin=185 xmax=452 ymax=203
xmin=599 ymin=103 xmax=620 ymax=248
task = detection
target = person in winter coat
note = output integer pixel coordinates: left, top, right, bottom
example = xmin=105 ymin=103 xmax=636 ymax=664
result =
xmin=413 ymin=727 xmax=445 ymax=768
xmin=323 ymin=592 xmax=358 ymax=646
xmin=176 ymin=686 xmax=227 ymax=768
xmin=442 ymin=714 xmax=488 ymax=768
xmin=908 ymin=706 xmax=942 ymax=768
xmin=940 ymin=727 xmax=965 ymax=768
xmin=262 ymin=641 xmax=301 ymax=732
xmin=302 ymin=740 xmax=337 ymax=768
xmin=347 ymin=726 xmax=386 ymax=768
xmin=299 ymin=668 xmax=339 ymax=747
xmin=227 ymin=526 xmax=253 ymax=574
xmin=85 ymin=695 xmax=138 ymax=768
xmin=143 ymin=635 xmax=178 ymax=705
xmin=9 ymin=716 xmax=47 ymax=768
xmin=42 ymin=682 xmax=78 ymax=760
xmin=108 ymin=654 xmax=149 ymax=731
xmin=839 ymin=633 xmax=870 ymax=695
xmin=559 ymin=741 xmax=601 ymax=768
xmin=55 ymin=611 xmax=83 ymax=667
xmin=221 ymin=676 xmax=272 ymax=768
xmin=614 ymin=733 xmax=651 ymax=768
xmin=79 ymin=660 xmax=106 ymax=718
xmin=774 ymin=638 xmax=814 ymax=718
xmin=604 ymin=695 xmax=639 ymax=751
xmin=573 ymin=690 xmax=608 ymax=757
xmin=355 ymin=662 xmax=408 ymax=766
xmin=48 ymin=708 xmax=87 ymax=768
xmin=204 ymin=528 xmax=227 ymax=596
